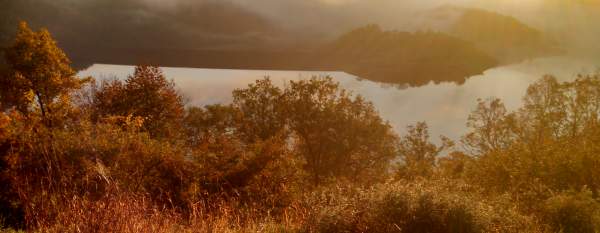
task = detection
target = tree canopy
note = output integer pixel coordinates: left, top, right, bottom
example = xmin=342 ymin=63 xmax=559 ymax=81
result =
xmin=1 ymin=22 xmax=87 ymax=125
xmin=91 ymin=65 xmax=184 ymax=138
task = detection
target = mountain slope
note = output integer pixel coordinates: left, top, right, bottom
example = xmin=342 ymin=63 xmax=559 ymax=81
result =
xmin=318 ymin=25 xmax=498 ymax=86
xmin=0 ymin=1 xmax=500 ymax=86
xmin=0 ymin=0 xmax=289 ymax=69
xmin=424 ymin=6 xmax=562 ymax=63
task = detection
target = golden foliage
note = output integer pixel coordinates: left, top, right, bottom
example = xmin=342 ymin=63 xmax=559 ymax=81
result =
xmin=2 ymin=21 xmax=600 ymax=233
xmin=1 ymin=22 xmax=89 ymax=125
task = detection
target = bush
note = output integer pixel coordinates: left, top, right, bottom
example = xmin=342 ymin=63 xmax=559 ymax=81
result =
xmin=303 ymin=180 xmax=544 ymax=233
xmin=90 ymin=65 xmax=185 ymax=138
xmin=0 ymin=114 xmax=195 ymax=228
xmin=542 ymin=189 xmax=600 ymax=233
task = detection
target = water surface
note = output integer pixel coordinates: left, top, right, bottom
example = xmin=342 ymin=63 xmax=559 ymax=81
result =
xmin=79 ymin=56 xmax=597 ymax=141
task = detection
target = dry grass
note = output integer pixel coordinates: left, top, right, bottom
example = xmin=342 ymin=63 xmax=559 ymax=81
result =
xmin=33 ymin=190 xmax=308 ymax=233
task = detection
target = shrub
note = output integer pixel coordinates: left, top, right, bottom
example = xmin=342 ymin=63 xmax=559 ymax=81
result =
xmin=303 ymin=180 xmax=544 ymax=233
xmin=91 ymin=65 xmax=184 ymax=138
xmin=542 ymin=189 xmax=600 ymax=233
xmin=0 ymin=114 xmax=195 ymax=228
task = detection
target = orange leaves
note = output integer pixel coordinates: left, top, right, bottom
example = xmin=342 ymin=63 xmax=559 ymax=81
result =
xmin=2 ymin=21 xmax=85 ymax=126
xmin=91 ymin=65 xmax=184 ymax=138
xmin=0 ymin=113 xmax=9 ymax=139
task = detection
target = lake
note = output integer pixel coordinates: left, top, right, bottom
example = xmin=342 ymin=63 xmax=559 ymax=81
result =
xmin=78 ymin=56 xmax=597 ymax=142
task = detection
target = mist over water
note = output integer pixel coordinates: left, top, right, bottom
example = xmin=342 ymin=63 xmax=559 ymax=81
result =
xmin=79 ymin=56 xmax=598 ymax=141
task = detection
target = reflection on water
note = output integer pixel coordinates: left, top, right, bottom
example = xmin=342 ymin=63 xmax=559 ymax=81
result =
xmin=78 ymin=56 xmax=597 ymax=141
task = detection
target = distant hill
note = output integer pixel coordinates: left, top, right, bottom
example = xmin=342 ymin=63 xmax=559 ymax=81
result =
xmin=317 ymin=25 xmax=498 ymax=86
xmin=66 ymin=25 xmax=499 ymax=87
xmin=0 ymin=1 xmax=501 ymax=86
xmin=58 ymin=25 xmax=499 ymax=87
xmin=424 ymin=6 xmax=562 ymax=63
xmin=0 ymin=0 xmax=294 ymax=69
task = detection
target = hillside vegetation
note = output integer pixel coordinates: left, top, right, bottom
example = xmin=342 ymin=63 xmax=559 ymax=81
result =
xmin=422 ymin=6 xmax=561 ymax=64
xmin=2 ymin=23 xmax=600 ymax=233
xmin=2 ymin=1 xmax=555 ymax=87
xmin=450 ymin=7 xmax=561 ymax=63
xmin=2 ymin=2 xmax=564 ymax=87
xmin=318 ymin=25 xmax=498 ymax=86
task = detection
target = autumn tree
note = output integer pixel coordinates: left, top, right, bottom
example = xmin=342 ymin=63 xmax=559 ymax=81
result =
xmin=0 ymin=66 xmax=7 ymax=111
xmin=283 ymin=77 xmax=398 ymax=186
xmin=458 ymin=75 xmax=600 ymax=232
xmin=191 ymin=77 xmax=398 ymax=187
xmin=232 ymin=78 xmax=286 ymax=143
xmin=437 ymin=151 xmax=471 ymax=179
xmin=92 ymin=65 xmax=184 ymax=138
xmin=462 ymin=98 xmax=514 ymax=155
xmin=183 ymin=104 xmax=237 ymax=148
xmin=182 ymin=104 xmax=303 ymax=208
xmin=465 ymin=75 xmax=600 ymax=199
xmin=0 ymin=22 xmax=87 ymax=125
xmin=396 ymin=122 xmax=452 ymax=180
xmin=184 ymin=78 xmax=286 ymax=147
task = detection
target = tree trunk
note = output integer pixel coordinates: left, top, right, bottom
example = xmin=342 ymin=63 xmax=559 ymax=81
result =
xmin=36 ymin=92 xmax=51 ymax=127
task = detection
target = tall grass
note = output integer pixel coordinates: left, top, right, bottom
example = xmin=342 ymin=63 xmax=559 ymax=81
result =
xmin=301 ymin=180 xmax=547 ymax=233
xmin=37 ymin=190 xmax=305 ymax=233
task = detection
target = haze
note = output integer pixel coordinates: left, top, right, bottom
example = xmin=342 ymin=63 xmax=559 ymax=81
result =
xmin=2 ymin=0 xmax=600 ymax=55
xmin=4 ymin=0 xmax=600 ymax=232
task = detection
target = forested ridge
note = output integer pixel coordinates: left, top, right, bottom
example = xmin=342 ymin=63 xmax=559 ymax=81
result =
xmin=427 ymin=6 xmax=562 ymax=64
xmin=0 ymin=0 xmax=560 ymax=87
xmin=451 ymin=8 xmax=560 ymax=63
xmin=318 ymin=25 xmax=498 ymax=86
xmin=1 ymin=23 xmax=600 ymax=233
